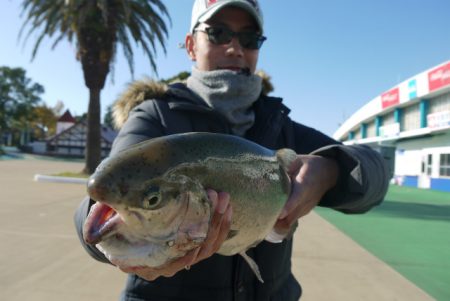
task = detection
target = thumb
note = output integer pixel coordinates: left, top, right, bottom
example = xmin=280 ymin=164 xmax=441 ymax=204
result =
xmin=279 ymin=179 xmax=303 ymax=220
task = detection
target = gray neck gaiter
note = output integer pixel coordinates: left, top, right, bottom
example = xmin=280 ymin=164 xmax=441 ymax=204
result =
xmin=187 ymin=67 xmax=262 ymax=136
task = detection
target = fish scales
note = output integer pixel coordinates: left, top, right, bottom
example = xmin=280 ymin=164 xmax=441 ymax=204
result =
xmin=83 ymin=132 xmax=297 ymax=282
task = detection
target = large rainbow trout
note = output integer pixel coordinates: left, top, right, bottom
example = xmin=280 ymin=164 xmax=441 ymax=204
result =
xmin=83 ymin=132 xmax=297 ymax=282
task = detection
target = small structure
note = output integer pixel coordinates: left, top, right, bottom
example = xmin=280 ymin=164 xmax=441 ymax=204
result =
xmin=30 ymin=110 xmax=117 ymax=158
xmin=56 ymin=109 xmax=76 ymax=134
xmin=46 ymin=118 xmax=116 ymax=158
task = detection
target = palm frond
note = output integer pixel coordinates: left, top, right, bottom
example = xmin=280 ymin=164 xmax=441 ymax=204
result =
xmin=20 ymin=0 xmax=171 ymax=74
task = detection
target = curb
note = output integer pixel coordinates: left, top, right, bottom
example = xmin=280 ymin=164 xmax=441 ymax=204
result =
xmin=34 ymin=174 xmax=88 ymax=185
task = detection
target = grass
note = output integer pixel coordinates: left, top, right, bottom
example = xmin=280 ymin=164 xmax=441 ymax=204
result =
xmin=315 ymin=185 xmax=450 ymax=301
xmin=51 ymin=171 xmax=90 ymax=178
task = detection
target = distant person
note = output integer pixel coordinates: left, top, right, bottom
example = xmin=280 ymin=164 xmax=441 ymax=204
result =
xmin=75 ymin=0 xmax=389 ymax=300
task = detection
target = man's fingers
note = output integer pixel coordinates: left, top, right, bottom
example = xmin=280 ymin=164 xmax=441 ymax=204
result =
xmin=207 ymin=189 xmax=218 ymax=211
xmin=159 ymin=248 xmax=199 ymax=277
xmin=119 ymin=190 xmax=232 ymax=281
xmin=211 ymin=203 xmax=232 ymax=253
xmin=196 ymin=191 xmax=230 ymax=261
xmin=287 ymin=156 xmax=303 ymax=175
xmin=279 ymin=177 xmax=304 ymax=219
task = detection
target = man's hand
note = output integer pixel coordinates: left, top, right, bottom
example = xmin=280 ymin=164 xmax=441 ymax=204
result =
xmin=118 ymin=189 xmax=232 ymax=281
xmin=274 ymin=155 xmax=339 ymax=235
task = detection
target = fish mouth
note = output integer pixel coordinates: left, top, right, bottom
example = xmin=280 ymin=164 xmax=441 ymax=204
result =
xmin=83 ymin=202 xmax=124 ymax=245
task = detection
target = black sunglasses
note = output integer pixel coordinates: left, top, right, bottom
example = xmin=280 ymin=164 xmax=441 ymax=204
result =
xmin=195 ymin=25 xmax=266 ymax=50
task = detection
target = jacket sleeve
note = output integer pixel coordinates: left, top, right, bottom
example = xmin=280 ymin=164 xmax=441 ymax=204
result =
xmin=74 ymin=100 xmax=165 ymax=263
xmin=312 ymin=144 xmax=390 ymax=213
xmin=291 ymin=122 xmax=390 ymax=213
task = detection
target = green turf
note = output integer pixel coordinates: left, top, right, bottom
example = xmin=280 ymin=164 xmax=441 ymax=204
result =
xmin=315 ymin=185 xmax=450 ymax=301
xmin=51 ymin=171 xmax=89 ymax=178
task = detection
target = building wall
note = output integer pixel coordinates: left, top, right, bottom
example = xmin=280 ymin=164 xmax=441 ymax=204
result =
xmin=335 ymin=61 xmax=450 ymax=192
xmin=56 ymin=122 xmax=75 ymax=135
xmin=367 ymin=120 xmax=376 ymax=137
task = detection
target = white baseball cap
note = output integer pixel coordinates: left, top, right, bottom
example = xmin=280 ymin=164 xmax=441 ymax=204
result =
xmin=190 ymin=0 xmax=263 ymax=34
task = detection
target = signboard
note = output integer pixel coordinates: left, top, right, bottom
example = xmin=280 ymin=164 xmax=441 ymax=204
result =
xmin=379 ymin=122 xmax=400 ymax=137
xmin=408 ymin=79 xmax=417 ymax=99
xmin=381 ymin=88 xmax=400 ymax=109
xmin=428 ymin=62 xmax=450 ymax=92
xmin=427 ymin=111 xmax=450 ymax=128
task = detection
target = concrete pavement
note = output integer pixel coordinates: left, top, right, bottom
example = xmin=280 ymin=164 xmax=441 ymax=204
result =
xmin=0 ymin=157 xmax=126 ymax=301
xmin=0 ymin=156 xmax=433 ymax=300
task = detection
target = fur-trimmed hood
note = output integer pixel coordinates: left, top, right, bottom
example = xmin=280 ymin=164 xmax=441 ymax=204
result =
xmin=112 ymin=70 xmax=274 ymax=129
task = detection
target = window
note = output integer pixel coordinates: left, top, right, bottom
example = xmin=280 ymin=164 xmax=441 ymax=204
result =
xmin=440 ymin=154 xmax=450 ymax=177
xmin=402 ymin=104 xmax=420 ymax=131
xmin=429 ymin=94 xmax=450 ymax=114
xmin=367 ymin=121 xmax=376 ymax=137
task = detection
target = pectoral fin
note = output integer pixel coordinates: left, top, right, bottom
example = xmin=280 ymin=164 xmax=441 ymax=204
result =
xmin=239 ymin=251 xmax=264 ymax=283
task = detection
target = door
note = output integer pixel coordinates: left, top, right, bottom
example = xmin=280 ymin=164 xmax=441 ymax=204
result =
xmin=418 ymin=153 xmax=432 ymax=189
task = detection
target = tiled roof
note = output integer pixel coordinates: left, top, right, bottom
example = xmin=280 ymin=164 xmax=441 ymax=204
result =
xmin=58 ymin=110 xmax=76 ymax=123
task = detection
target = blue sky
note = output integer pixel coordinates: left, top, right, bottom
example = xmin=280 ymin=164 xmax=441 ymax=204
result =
xmin=1 ymin=0 xmax=449 ymax=136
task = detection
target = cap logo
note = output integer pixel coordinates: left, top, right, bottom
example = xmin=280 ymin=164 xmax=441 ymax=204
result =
xmin=207 ymin=0 xmax=217 ymax=7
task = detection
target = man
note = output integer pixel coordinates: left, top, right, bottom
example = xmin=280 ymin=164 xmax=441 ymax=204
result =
xmin=75 ymin=0 xmax=390 ymax=300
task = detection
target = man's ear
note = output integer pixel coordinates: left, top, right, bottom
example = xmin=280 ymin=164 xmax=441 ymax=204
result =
xmin=185 ymin=34 xmax=196 ymax=61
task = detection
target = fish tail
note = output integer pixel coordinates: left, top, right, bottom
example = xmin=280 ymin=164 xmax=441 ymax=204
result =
xmin=276 ymin=148 xmax=297 ymax=196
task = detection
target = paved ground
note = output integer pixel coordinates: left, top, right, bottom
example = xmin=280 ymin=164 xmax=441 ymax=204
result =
xmin=0 ymin=156 xmax=433 ymax=300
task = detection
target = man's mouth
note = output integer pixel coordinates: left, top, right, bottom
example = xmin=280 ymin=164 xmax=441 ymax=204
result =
xmin=218 ymin=67 xmax=250 ymax=75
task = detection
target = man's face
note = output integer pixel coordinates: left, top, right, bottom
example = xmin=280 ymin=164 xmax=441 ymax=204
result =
xmin=186 ymin=6 xmax=260 ymax=73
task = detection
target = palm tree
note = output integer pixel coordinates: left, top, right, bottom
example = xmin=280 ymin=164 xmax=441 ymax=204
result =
xmin=20 ymin=0 xmax=171 ymax=173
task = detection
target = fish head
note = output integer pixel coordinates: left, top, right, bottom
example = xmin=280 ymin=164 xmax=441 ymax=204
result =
xmin=83 ymin=140 xmax=212 ymax=267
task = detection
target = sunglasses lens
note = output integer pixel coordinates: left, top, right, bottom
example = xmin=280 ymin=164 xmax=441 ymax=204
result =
xmin=239 ymin=33 xmax=262 ymax=50
xmin=204 ymin=27 xmax=265 ymax=49
xmin=207 ymin=27 xmax=232 ymax=44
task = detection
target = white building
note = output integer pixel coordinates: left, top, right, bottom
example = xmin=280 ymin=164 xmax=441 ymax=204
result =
xmin=31 ymin=110 xmax=117 ymax=158
xmin=334 ymin=60 xmax=450 ymax=192
xmin=46 ymin=118 xmax=117 ymax=158
xmin=56 ymin=109 xmax=77 ymax=134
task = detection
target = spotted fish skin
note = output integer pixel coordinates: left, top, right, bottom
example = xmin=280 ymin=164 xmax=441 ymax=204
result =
xmin=84 ymin=132 xmax=296 ymax=278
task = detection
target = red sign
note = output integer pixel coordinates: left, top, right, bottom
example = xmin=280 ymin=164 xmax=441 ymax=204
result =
xmin=207 ymin=0 xmax=217 ymax=6
xmin=381 ymin=87 xmax=399 ymax=109
xmin=428 ymin=62 xmax=450 ymax=92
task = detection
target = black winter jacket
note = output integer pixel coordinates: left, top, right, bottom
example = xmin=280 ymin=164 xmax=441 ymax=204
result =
xmin=75 ymin=83 xmax=390 ymax=301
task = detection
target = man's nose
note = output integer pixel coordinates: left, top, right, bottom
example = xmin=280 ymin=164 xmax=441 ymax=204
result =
xmin=225 ymin=37 xmax=244 ymax=57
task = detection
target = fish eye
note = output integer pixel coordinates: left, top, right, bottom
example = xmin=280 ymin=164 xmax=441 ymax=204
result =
xmin=142 ymin=187 xmax=161 ymax=209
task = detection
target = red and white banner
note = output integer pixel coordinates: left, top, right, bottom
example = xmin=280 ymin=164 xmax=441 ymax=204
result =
xmin=381 ymin=88 xmax=399 ymax=109
xmin=428 ymin=62 xmax=450 ymax=92
xmin=427 ymin=111 xmax=450 ymax=128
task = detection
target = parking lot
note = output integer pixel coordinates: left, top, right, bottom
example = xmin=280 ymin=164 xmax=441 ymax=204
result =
xmin=0 ymin=156 xmax=432 ymax=300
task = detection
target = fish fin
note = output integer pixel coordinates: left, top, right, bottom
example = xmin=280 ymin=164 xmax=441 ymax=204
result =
xmin=239 ymin=251 xmax=264 ymax=283
xmin=275 ymin=149 xmax=297 ymax=195
xmin=226 ymin=229 xmax=239 ymax=240
xmin=276 ymin=148 xmax=297 ymax=174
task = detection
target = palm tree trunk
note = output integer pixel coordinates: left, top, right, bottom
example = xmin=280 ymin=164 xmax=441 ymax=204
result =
xmin=84 ymin=87 xmax=101 ymax=174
